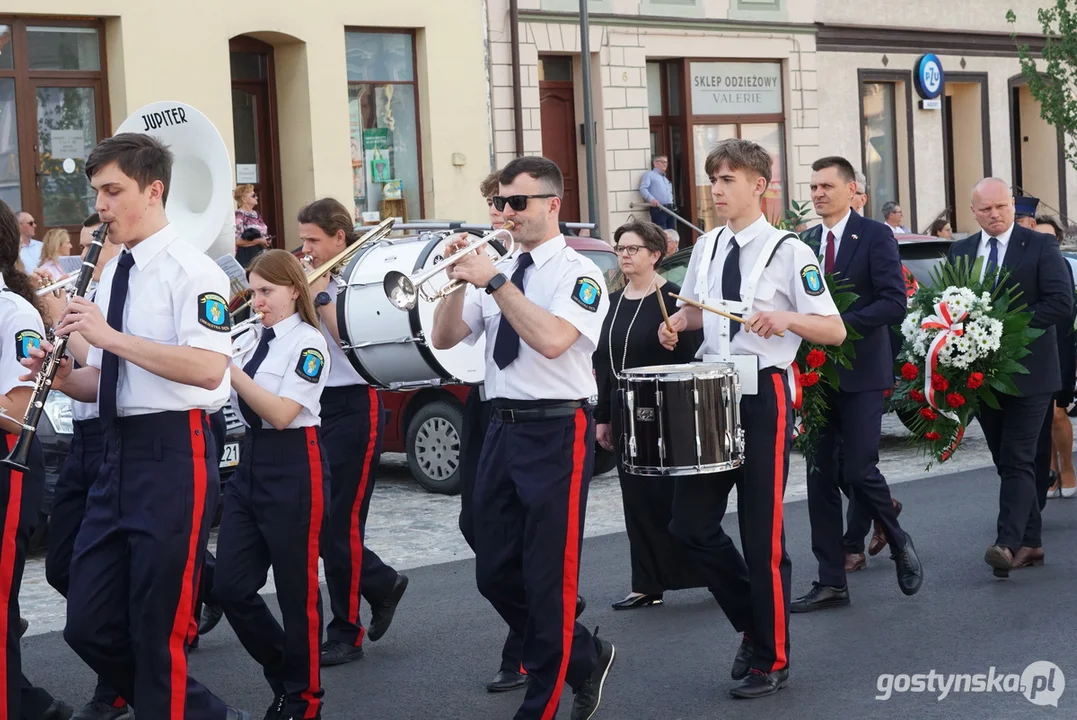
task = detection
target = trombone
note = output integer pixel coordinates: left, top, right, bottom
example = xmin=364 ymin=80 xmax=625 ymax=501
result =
xmin=36 ymin=275 xmax=77 ymax=297
xmin=382 ymin=223 xmax=517 ymax=311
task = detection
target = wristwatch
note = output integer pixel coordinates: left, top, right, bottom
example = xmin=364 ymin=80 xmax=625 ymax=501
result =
xmin=315 ymin=291 xmax=332 ymax=308
xmin=485 ymin=272 xmax=508 ymax=295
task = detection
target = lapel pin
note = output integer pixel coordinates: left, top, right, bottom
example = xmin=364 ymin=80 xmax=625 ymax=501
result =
xmin=851 ymin=234 xmax=859 ymax=240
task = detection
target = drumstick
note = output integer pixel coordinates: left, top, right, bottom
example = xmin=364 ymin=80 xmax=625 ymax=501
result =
xmin=668 ymin=292 xmax=785 ymax=338
xmin=656 ymin=287 xmax=673 ymax=333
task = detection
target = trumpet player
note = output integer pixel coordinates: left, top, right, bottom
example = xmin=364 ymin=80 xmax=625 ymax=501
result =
xmin=0 ymin=199 xmax=73 ymax=720
xmin=39 ymin=213 xmax=133 ymax=720
xmin=211 ymin=249 xmax=330 ymax=719
xmin=432 ymin=157 xmax=616 ymax=720
xmin=20 ymin=133 xmax=251 ymax=720
xmin=297 ymin=198 xmax=407 ymax=666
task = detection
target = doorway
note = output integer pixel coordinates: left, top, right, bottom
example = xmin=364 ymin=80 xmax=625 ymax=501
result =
xmin=1009 ymin=76 xmax=1067 ymax=221
xmin=941 ymin=75 xmax=990 ymax=234
xmin=539 ymin=56 xmax=581 ymax=222
xmin=647 ymin=60 xmax=691 ymax=243
xmin=230 ymin=36 xmax=283 ymax=246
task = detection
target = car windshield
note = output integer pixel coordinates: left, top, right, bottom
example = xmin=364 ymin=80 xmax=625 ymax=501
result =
xmin=580 ymin=249 xmax=625 ymax=292
xmin=898 ymin=240 xmax=951 ymax=286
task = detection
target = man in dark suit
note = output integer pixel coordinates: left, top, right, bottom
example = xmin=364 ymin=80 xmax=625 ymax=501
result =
xmin=791 ymin=156 xmax=923 ymax=612
xmin=947 ymin=178 xmax=1073 ymax=577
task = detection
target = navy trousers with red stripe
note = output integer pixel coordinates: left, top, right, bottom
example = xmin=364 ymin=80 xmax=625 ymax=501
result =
xmin=319 ymin=385 xmax=398 ymax=647
xmin=64 ymin=410 xmax=228 ymax=719
xmin=43 ymin=418 xmax=126 ymax=709
xmin=214 ymin=427 xmax=328 ymax=719
xmin=0 ymin=432 xmax=46 ymax=719
xmin=473 ymin=404 xmax=599 ymax=720
xmin=668 ymin=369 xmax=793 ymax=673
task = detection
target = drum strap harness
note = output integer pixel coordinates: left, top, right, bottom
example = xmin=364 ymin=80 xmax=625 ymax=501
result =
xmin=695 ymin=225 xmax=798 ymax=397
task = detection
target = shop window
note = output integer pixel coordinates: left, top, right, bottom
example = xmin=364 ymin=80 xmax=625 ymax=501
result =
xmin=0 ymin=79 xmax=19 ymax=210
xmin=27 ymin=26 xmax=100 ymax=71
xmin=346 ymin=30 xmax=423 ymax=221
xmin=691 ymin=123 xmax=786 ymax=231
xmin=861 ymin=82 xmax=898 ymax=223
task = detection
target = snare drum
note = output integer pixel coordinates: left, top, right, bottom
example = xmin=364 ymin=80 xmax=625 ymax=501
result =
xmin=619 ymin=362 xmax=743 ymax=476
xmin=336 ymin=231 xmax=485 ymax=389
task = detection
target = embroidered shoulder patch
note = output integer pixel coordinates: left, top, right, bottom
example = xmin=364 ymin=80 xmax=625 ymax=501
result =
xmin=800 ymin=265 xmax=825 ymax=296
xmin=14 ymin=330 xmax=43 ymax=361
xmin=197 ymin=292 xmax=231 ymax=332
xmin=571 ymin=277 xmax=602 ymax=312
xmin=295 ymin=348 xmax=325 ymax=383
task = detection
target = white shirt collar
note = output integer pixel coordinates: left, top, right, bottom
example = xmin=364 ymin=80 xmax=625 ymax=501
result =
xmin=527 ymin=233 xmax=566 ymax=269
xmin=128 ymin=223 xmax=179 ymax=270
xmin=726 ymin=214 xmax=770 ymax=248
xmin=822 ymin=209 xmax=852 ymax=242
xmin=980 ymin=223 xmax=1015 ymax=250
xmin=265 ymin=311 xmax=302 ymax=339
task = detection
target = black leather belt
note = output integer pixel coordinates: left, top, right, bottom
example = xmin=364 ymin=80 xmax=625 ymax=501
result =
xmin=491 ymin=400 xmax=584 ymax=423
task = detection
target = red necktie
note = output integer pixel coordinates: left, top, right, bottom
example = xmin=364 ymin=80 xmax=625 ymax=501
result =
xmin=824 ymin=230 xmax=836 ymax=274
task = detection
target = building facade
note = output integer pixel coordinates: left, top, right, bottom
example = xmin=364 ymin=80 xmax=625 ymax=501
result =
xmin=1 ymin=0 xmax=493 ymax=255
xmin=487 ymin=0 xmax=1068 ymax=242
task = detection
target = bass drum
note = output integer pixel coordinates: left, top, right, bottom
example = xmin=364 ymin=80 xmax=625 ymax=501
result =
xmin=337 ymin=231 xmax=485 ymax=388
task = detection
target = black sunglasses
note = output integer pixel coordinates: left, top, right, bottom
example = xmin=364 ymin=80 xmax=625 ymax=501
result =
xmin=491 ymin=194 xmax=558 ymax=212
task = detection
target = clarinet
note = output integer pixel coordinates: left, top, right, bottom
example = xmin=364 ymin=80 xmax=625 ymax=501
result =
xmin=2 ymin=222 xmax=110 ymax=473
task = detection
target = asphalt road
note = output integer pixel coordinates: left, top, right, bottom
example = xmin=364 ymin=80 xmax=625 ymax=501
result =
xmin=20 ymin=463 xmax=1077 ymax=719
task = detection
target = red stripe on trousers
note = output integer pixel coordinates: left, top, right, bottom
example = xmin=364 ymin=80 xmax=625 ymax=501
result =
xmin=539 ymin=409 xmax=587 ymax=720
xmin=347 ymin=387 xmax=379 ymax=645
xmin=0 ymin=435 xmax=23 ymax=720
xmin=301 ymin=427 xmax=325 ymax=718
xmin=768 ymin=374 xmax=788 ymax=672
xmin=169 ymin=411 xmax=208 ymax=720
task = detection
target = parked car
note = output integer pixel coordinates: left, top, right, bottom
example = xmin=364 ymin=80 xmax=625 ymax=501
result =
xmin=31 ymin=394 xmax=246 ymax=550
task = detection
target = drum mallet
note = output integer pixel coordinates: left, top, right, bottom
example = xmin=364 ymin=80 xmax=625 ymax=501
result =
xmin=667 ymin=292 xmax=785 ymax=338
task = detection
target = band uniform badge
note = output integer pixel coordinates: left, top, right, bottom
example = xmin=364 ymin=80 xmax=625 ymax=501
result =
xmin=295 ymin=348 xmax=325 ymax=383
xmin=572 ymin=277 xmax=602 ymax=312
xmin=14 ymin=330 xmax=43 ymax=361
xmin=197 ymin=292 xmax=231 ymax=332
xmin=800 ymin=265 xmax=825 ymax=296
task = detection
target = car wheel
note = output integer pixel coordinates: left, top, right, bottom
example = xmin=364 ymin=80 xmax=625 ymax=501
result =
xmin=406 ymin=401 xmax=464 ymax=495
xmin=593 ymin=446 xmax=618 ymax=476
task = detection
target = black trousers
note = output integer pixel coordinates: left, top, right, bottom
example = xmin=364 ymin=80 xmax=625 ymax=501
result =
xmin=459 ymin=387 xmax=523 ymax=673
xmin=63 ymin=411 xmax=226 ymax=719
xmin=668 ymin=369 xmax=792 ymax=673
xmin=43 ymin=418 xmax=126 ymax=708
xmin=1034 ymin=402 xmax=1055 ymax=511
xmin=806 ymin=389 xmax=903 ymax=587
xmin=319 ymin=385 xmax=397 ymax=647
xmin=473 ymin=405 xmax=598 ymax=719
xmin=214 ymin=427 xmax=329 ymax=718
xmin=0 ymin=432 xmax=45 ymax=719
xmin=977 ymin=393 xmax=1053 ymax=550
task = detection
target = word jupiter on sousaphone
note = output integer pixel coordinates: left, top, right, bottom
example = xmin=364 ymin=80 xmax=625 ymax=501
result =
xmin=330 ymin=222 xmax=516 ymax=389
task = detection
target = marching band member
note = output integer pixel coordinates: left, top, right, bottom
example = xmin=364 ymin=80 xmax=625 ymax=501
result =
xmin=40 ymin=213 xmax=132 ymax=720
xmin=658 ymin=139 xmax=845 ymax=698
xmin=298 ymin=198 xmax=408 ymax=666
xmin=0 ymin=199 xmax=70 ymax=720
xmin=22 ymin=133 xmax=251 ymax=719
xmin=212 ymin=249 xmax=330 ymax=720
xmin=432 ymin=156 xmax=616 ymax=720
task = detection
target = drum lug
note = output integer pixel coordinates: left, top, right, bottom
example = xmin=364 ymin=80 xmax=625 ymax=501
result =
xmin=625 ymin=390 xmax=637 ymax=459
xmin=656 ymin=390 xmax=664 ymax=461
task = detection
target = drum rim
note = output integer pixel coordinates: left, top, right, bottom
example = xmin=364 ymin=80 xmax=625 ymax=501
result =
xmin=622 ymin=459 xmax=744 ymax=475
xmin=409 ymin=233 xmax=468 ymax=383
xmin=620 ymin=362 xmax=737 ymax=379
xmin=336 ymin=244 xmax=385 ymax=387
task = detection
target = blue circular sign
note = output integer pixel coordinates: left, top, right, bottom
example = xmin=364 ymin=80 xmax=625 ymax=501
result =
xmin=915 ymin=54 xmax=945 ymax=99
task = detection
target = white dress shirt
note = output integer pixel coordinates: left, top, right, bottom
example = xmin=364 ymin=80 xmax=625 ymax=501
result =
xmin=0 ymin=277 xmax=45 ymax=397
xmin=461 ymin=234 xmax=610 ymax=401
xmin=87 ymin=224 xmax=232 ymax=416
xmin=679 ymin=214 xmax=840 ymax=372
xmin=976 ymin=223 xmax=1015 ymax=282
xmin=71 ymin=284 xmax=100 ymax=422
xmin=817 ymin=209 xmax=852 ymax=267
xmin=19 ymin=239 xmax=42 ymax=273
xmin=320 ymin=275 xmax=368 ymax=388
xmin=230 ymin=312 xmax=329 ymax=429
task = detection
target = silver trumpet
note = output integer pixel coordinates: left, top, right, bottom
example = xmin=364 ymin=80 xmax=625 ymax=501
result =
xmin=230 ymin=312 xmax=263 ymax=359
xmin=35 ymin=276 xmax=77 ymax=297
xmin=382 ymin=223 xmax=517 ymax=311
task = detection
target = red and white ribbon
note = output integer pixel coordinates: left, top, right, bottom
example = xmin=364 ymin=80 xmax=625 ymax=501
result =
xmin=920 ymin=300 xmax=968 ymax=421
xmin=789 ymin=363 xmax=803 ymax=411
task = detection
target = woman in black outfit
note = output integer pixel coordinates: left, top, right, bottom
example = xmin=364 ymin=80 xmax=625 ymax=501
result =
xmin=594 ymin=220 xmax=705 ymax=610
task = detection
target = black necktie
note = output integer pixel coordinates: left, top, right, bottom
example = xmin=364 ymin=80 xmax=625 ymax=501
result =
xmin=986 ymin=236 xmax=1000 ymax=287
xmin=722 ymin=238 xmax=741 ymax=340
xmin=492 ymin=252 xmax=533 ymax=369
xmin=238 ymin=327 xmax=276 ymax=431
xmin=99 ymin=252 xmax=136 ymax=426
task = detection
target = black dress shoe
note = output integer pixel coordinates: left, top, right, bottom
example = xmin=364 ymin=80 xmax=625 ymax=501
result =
xmin=368 ymin=573 xmax=408 ymax=642
xmin=570 ymin=630 xmax=615 ymax=720
xmin=576 ymin=594 xmax=586 ymax=618
xmin=486 ymin=670 xmax=528 ymax=692
xmin=891 ymin=532 xmax=923 ymax=596
xmin=731 ymin=634 xmax=753 ymax=680
xmin=71 ymin=700 xmax=132 ymax=720
xmin=225 ymin=709 xmax=252 ymax=720
xmin=43 ymin=700 xmax=75 ymax=720
xmin=320 ymin=640 xmax=364 ymax=666
xmin=198 ymin=603 xmax=224 ymax=636
xmin=730 ymin=668 xmax=789 ymax=699
xmin=263 ymin=693 xmax=285 ymax=720
xmin=611 ymin=593 xmax=663 ymax=610
xmin=790 ymin=582 xmax=849 ymax=613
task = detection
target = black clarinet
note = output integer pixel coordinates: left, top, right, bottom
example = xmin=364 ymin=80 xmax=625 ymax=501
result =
xmin=2 ymin=222 xmax=110 ymax=473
